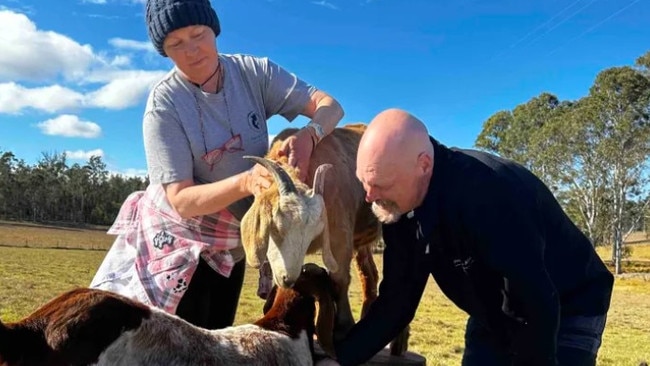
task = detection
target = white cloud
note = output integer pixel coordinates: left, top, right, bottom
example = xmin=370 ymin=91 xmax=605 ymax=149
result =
xmin=311 ymin=0 xmax=339 ymax=10
xmin=0 ymin=10 xmax=169 ymax=115
xmin=0 ymin=69 xmax=166 ymax=113
xmin=65 ymin=149 xmax=105 ymax=160
xmin=0 ymin=82 xmax=84 ymax=114
xmin=109 ymin=38 xmax=154 ymax=53
xmin=110 ymin=55 xmax=132 ymax=67
xmin=36 ymin=114 xmax=102 ymax=138
xmin=0 ymin=10 xmax=99 ymax=82
xmin=85 ymin=70 xmax=167 ymax=109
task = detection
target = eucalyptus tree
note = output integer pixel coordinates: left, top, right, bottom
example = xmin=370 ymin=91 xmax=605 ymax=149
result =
xmin=65 ymin=163 xmax=91 ymax=222
xmin=637 ymin=50 xmax=650 ymax=76
xmin=0 ymin=150 xmax=17 ymax=218
xmin=476 ymin=93 xmax=566 ymax=173
xmin=475 ymin=93 xmax=573 ymax=198
xmin=476 ymin=57 xmax=650 ymax=275
xmin=586 ymin=66 xmax=650 ymax=273
xmin=527 ymin=99 xmax=607 ymax=246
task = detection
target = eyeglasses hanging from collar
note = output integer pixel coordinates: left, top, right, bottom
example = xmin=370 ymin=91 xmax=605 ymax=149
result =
xmin=201 ymin=132 xmax=244 ymax=171
xmin=193 ymin=60 xmax=244 ymax=172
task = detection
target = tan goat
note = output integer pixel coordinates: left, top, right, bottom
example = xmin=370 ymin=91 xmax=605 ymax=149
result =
xmin=241 ymin=123 xmax=409 ymax=354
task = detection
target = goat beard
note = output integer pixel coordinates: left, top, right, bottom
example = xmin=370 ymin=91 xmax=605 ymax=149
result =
xmin=371 ymin=200 xmax=402 ymax=224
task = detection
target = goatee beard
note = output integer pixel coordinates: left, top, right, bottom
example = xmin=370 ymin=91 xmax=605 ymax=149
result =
xmin=371 ymin=200 xmax=402 ymax=224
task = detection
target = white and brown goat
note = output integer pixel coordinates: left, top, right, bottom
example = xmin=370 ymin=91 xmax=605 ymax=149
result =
xmin=241 ymin=123 xmax=409 ymax=354
xmin=0 ymin=264 xmax=336 ymax=366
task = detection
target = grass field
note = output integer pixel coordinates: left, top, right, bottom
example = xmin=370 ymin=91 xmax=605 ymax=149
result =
xmin=0 ymin=221 xmax=648 ymax=365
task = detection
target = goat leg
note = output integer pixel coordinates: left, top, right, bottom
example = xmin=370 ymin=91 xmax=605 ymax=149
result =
xmin=389 ymin=324 xmax=411 ymax=356
xmin=353 ymin=245 xmax=379 ymax=318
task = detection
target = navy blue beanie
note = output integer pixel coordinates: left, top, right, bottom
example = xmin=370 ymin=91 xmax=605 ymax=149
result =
xmin=146 ymin=0 xmax=221 ymax=57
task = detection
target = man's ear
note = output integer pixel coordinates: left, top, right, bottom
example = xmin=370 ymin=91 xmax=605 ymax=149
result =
xmin=417 ymin=152 xmax=433 ymax=175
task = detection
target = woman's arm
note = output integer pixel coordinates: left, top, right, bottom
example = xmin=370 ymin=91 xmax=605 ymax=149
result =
xmin=163 ymin=165 xmax=269 ymax=219
xmin=280 ymin=89 xmax=344 ymax=181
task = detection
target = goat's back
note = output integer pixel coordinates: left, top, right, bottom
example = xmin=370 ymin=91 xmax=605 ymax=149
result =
xmin=271 ymin=123 xmax=380 ymax=251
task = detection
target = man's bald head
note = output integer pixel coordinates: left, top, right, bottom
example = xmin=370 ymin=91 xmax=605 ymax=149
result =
xmin=356 ymin=108 xmax=434 ymax=220
xmin=358 ymin=108 xmax=433 ymax=171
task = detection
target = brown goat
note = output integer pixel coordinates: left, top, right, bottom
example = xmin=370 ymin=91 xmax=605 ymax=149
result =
xmin=0 ymin=264 xmax=337 ymax=366
xmin=241 ymin=123 xmax=409 ymax=354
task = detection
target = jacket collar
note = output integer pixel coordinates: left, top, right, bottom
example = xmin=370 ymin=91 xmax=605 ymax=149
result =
xmin=410 ymin=137 xmax=447 ymax=239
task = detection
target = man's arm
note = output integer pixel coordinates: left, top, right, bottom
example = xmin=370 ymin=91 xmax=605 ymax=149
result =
xmin=335 ymin=226 xmax=430 ymax=366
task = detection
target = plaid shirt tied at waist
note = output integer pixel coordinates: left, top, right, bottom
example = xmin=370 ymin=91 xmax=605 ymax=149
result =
xmin=90 ymin=184 xmax=241 ymax=314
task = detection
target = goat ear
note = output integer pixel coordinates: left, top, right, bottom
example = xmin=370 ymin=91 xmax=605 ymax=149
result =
xmin=314 ymin=279 xmax=337 ymax=358
xmin=308 ymin=164 xmax=338 ymax=273
xmin=319 ymin=204 xmax=339 ymax=273
xmin=241 ymin=199 xmax=270 ymax=268
xmin=311 ymin=163 xmax=333 ymax=197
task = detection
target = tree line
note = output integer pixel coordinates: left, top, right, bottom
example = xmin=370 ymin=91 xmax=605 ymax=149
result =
xmin=0 ymin=152 xmax=148 ymax=226
xmin=476 ymin=50 xmax=650 ymax=274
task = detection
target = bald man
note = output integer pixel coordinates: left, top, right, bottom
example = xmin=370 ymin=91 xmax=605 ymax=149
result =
xmin=330 ymin=109 xmax=614 ymax=366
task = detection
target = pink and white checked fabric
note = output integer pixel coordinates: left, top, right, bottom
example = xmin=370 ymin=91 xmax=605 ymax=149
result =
xmin=90 ymin=184 xmax=241 ymax=314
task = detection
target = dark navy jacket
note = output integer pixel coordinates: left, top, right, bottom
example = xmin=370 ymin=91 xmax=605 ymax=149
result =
xmin=335 ymin=138 xmax=614 ymax=366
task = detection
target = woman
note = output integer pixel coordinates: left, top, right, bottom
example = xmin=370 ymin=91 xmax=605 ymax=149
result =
xmin=90 ymin=0 xmax=344 ymax=330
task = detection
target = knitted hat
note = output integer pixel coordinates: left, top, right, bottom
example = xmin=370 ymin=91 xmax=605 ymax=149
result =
xmin=145 ymin=0 xmax=221 ymax=57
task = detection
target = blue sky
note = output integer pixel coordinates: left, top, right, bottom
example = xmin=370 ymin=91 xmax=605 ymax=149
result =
xmin=0 ymin=0 xmax=648 ymax=176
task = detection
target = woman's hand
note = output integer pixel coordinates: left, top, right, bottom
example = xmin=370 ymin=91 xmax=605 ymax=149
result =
xmin=243 ymin=163 xmax=273 ymax=196
xmin=277 ymin=127 xmax=315 ymax=182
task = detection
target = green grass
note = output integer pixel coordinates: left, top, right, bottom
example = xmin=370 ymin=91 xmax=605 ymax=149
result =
xmin=0 ymin=221 xmax=648 ymax=365
xmin=0 ymin=247 xmax=106 ymax=320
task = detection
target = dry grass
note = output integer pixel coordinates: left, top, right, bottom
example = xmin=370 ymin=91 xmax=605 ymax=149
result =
xmin=596 ymin=233 xmax=650 ymax=274
xmin=0 ymin=221 xmax=648 ymax=365
xmin=0 ymin=220 xmax=114 ymax=250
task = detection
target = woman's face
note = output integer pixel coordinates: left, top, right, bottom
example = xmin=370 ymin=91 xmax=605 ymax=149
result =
xmin=163 ymin=25 xmax=218 ymax=84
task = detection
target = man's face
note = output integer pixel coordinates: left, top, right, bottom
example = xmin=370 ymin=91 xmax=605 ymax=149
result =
xmin=356 ymin=163 xmax=414 ymax=224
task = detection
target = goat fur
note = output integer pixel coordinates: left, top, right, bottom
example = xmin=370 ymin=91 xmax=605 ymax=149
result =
xmin=0 ymin=264 xmax=336 ymax=366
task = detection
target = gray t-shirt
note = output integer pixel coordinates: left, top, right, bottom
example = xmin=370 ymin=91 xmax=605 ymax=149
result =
xmin=143 ymin=54 xmax=315 ymax=260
